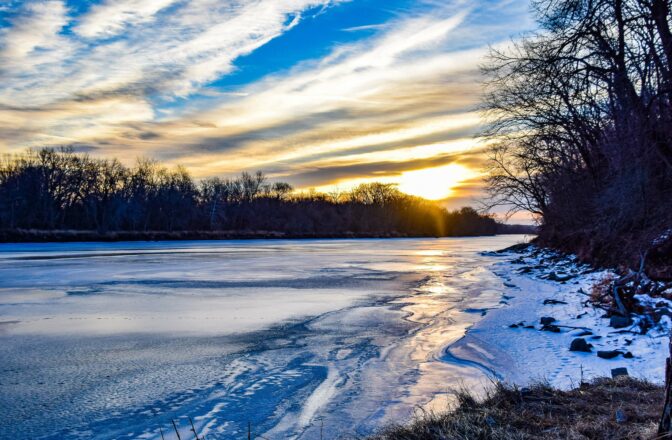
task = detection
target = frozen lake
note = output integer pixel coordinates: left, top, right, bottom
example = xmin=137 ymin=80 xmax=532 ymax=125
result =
xmin=0 ymin=236 xmax=525 ymax=439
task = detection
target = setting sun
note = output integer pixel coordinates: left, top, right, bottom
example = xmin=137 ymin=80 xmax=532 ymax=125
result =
xmin=397 ymin=164 xmax=477 ymax=200
xmin=309 ymin=163 xmax=478 ymax=201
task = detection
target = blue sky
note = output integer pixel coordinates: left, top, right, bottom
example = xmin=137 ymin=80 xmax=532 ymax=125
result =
xmin=0 ymin=0 xmax=535 ymax=208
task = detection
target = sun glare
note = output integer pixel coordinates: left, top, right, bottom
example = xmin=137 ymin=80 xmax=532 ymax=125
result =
xmin=310 ymin=163 xmax=478 ymax=201
xmin=397 ymin=164 xmax=477 ymax=200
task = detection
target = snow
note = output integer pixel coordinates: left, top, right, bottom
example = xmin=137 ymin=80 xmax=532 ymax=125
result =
xmin=451 ymin=247 xmax=670 ymax=389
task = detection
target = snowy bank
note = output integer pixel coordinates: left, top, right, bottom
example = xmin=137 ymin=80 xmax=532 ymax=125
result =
xmin=448 ymin=245 xmax=671 ymax=389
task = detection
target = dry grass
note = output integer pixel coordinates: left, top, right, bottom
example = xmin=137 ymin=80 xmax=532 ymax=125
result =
xmin=590 ymin=274 xmax=617 ymax=307
xmin=368 ymin=377 xmax=664 ymax=440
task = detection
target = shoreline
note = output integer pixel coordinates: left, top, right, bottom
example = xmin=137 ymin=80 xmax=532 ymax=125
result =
xmin=0 ymin=229 xmax=533 ymax=244
xmin=372 ymin=244 xmax=672 ymax=438
xmin=444 ymin=245 xmax=670 ymax=389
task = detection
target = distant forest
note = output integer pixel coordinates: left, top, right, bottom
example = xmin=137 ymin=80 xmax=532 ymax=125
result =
xmin=0 ymin=148 xmax=527 ymax=241
xmin=484 ymin=0 xmax=672 ymax=277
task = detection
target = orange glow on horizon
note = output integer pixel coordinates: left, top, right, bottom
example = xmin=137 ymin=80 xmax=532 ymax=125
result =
xmin=307 ymin=163 xmax=479 ymax=201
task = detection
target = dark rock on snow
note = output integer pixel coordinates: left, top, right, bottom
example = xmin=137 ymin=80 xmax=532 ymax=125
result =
xmin=541 ymin=324 xmax=561 ymax=333
xmin=655 ymin=308 xmax=672 ymax=321
xmin=540 ymin=316 xmax=556 ymax=325
xmin=547 ymin=272 xmax=574 ymax=282
xmin=569 ymin=338 xmax=592 ymax=352
xmin=609 ymin=316 xmax=633 ymax=329
xmin=543 ymin=299 xmax=568 ymax=305
xmin=597 ymin=350 xmax=622 ymax=359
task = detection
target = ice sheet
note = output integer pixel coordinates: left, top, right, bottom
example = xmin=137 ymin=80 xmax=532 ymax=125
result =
xmin=0 ymin=236 xmax=527 ymax=439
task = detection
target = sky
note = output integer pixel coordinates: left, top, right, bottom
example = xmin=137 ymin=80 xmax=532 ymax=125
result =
xmin=0 ymin=0 xmax=535 ymax=213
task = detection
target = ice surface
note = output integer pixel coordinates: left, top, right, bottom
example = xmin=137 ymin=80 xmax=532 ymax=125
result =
xmin=0 ymin=237 xmax=527 ymax=439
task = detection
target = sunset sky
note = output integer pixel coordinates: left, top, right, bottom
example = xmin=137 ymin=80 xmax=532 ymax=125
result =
xmin=0 ymin=0 xmax=535 ymax=210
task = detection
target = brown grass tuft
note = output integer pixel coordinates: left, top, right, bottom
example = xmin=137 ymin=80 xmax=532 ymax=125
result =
xmin=368 ymin=377 xmax=663 ymax=440
xmin=590 ymin=274 xmax=617 ymax=307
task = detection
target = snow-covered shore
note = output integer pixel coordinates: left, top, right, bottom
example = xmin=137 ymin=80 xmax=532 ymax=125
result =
xmin=448 ymin=245 xmax=671 ymax=389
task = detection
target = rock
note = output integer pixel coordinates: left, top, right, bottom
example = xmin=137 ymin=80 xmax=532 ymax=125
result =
xmin=597 ymin=350 xmax=622 ymax=359
xmin=543 ymin=299 xmax=568 ymax=305
xmin=547 ymin=272 xmax=573 ymax=282
xmin=610 ymin=316 xmax=633 ymax=329
xmin=656 ymin=301 xmax=668 ymax=308
xmin=541 ymin=325 xmax=561 ymax=333
xmin=655 ymin=308 xmax=672 ymax=321
xmin=576 ymin=330 xmax=593 ymax=336
xmin=591 ymin=335 xmax=603 ymax=340
xmin=623 ymin=352 xmax=634 ymax=359
xmin=569 ymin=338 xmax=592 ymax=352
xmin=509 ymin=323 xmax=519 ymax=328
xmin=524 ymin=325 xmax=536 ymax=329
xmin=540 ymin=316 xmax=557 ymax=325
xmin=611 ymin=367 xmax=629 ymax=378
xmin=615 ymin=409 xmax=628 ymax=424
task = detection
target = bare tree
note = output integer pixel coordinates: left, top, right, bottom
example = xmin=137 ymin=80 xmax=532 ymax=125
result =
xmin=483 ymin=0 xmax=672 ymax=269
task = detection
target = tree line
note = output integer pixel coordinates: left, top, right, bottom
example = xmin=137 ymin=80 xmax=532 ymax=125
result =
xmin=484 ymin=0 xmax=672 ymax=273
xmin=0 ymin=148 xmax=505 ymax=239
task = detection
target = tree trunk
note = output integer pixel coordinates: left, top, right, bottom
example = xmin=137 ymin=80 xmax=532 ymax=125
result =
xmin=659 ymin=334 xmax=672 ymax=434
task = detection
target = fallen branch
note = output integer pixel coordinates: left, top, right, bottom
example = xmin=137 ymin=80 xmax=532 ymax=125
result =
xmin=554 ymin=324 xmax=593 ymax=331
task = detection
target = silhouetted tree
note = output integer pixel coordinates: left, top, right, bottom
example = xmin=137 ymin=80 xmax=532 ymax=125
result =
xmin=0 ymin=148 xmax=502 ymax=239
xmin=484 ymin=0 xmax=672 ymax=269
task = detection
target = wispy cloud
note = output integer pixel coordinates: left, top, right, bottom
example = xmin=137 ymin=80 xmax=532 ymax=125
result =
xmin=0 ymin=0 xmax=533 ymax=203
xmin=75 ymin=0 xmax=179 ymax=38
xmin=341 ymin=23 xmax=387 ymax=32
xmin=0 ymin=1 xmax=68 ymax=60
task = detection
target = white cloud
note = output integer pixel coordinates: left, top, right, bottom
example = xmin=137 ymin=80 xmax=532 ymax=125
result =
xmin=0 ymin=0 xmax=338 ymax=150
xmin=75 ymin=0 xmax=179 ymax=38
xmin=0 ymin=1 xmax=69 ymax=60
